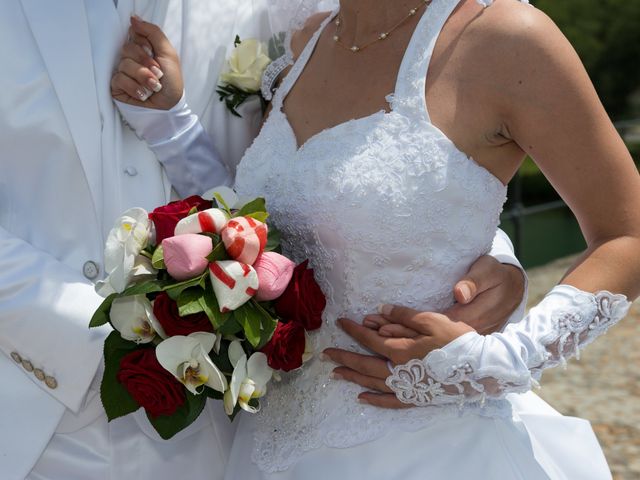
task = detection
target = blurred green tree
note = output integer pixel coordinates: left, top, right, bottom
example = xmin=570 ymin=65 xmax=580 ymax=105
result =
xmin=535 ymin=0 xmax=640 ymax=119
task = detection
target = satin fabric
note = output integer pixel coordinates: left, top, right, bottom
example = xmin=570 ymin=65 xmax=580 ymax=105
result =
xmin=225 ymin=393 xmax=610 ymax=480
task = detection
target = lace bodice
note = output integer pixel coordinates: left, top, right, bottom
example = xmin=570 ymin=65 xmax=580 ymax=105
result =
xmin=235 ymin=0 xmax=510 ymax=472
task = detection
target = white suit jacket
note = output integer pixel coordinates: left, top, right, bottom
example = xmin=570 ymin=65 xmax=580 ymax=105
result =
xmin=0 ymin=1 xmax=269 ymax=478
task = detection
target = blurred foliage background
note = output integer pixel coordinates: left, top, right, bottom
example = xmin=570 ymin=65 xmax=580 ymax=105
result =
xmin=500 ymin=0 xmax=640 ymax=267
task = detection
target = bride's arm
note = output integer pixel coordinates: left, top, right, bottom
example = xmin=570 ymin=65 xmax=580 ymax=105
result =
xmin=111 ymin=17 xmax=232 ymax=195
xmin=326 ymin=3 xmax=640 ymax=408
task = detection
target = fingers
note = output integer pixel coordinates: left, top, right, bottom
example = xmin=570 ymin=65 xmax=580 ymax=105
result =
xmin=130 ymin=16 xmax=173 ymax=57
xmin=121 ymin=42 xmax=163 ymax=77
xmin=453 ymin=255 xmax=503 ymax=304
xmin=358 ymin=392 xmax=412 ymax=409
xmin=337 ymin=318 xmax=414 ymax=359
xmin=378 ymin=304 xmax=430 ymax=333
xmin=110 ymin=71 xmax=152 ymax=103
xmin=117 ymin=57 xmax=163 ymax=94
xmin=378 ymin=323 xmax=420 ymax=338
xmin=322 ymin=348 xmax=389 ymax=378
xmin=362 ymin=314 xmax=389 ymax=330
xmin=332 ymin=367 xmax=392 ymax=393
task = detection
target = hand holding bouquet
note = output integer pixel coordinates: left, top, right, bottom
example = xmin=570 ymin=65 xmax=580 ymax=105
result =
xmin=91 ymin=187 xmax=325 ymax=439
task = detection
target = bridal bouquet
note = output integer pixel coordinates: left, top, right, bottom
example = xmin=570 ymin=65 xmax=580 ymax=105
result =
xmin=90 ymin=187 xmax=325 ymax=439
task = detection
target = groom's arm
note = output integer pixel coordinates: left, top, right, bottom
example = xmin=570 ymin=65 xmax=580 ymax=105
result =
xmin=0 ymin=225 xmax=109 ymax=413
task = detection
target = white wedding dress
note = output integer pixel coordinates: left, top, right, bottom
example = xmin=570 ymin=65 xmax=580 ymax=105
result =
xmin=225 ymin=1 xmax=612 ymax=478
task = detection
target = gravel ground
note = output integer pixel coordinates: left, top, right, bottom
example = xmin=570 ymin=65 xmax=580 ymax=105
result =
xmin=526 ymin=256 xmax=640 ymax=480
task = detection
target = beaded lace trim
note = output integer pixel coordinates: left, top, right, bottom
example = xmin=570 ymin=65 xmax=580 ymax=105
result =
xmin=387 ymin=290 xmax=631 ymax=406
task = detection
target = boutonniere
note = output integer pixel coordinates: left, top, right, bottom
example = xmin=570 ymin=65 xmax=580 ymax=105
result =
xmin=217 ymin=34 xmax=286 ymax=117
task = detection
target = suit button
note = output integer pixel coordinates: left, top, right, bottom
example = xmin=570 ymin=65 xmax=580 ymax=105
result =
xmin=83 ymin=261 xmax=100 ymax=280
xmin=45 ymin=376 xmax=58 ymax=389
xmin=21 ymin=359 xmax=34 ymax=372
xmin=10 ymin=352 xmax=22 ymax=363
xmin=124 ymin=166 xmax=138 ymax=176
xmin=34 ymin=368 xmax=46 ymax=381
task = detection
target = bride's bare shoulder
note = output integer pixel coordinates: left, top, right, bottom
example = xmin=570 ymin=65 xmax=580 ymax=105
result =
xmin=289 ymin=12 xmax=333 ymax=59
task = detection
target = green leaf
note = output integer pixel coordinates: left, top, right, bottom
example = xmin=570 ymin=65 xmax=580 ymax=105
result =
xmin=200 ymin=290 xmax=230 ymax=329
xmin=146 ymin=390 xmax=207 ymax=440
xmin=213 ymin=192 xmax=232 ymax=215
xmin=218 ymin=314 xmax=243 ymax=335
xmin=252 ymin=300 xmax=279 ymax=349
xmin=206 ymin=241 xmax=230 ymax=262
xmin=265 ymin=225 xmax=282 ymax=252
xmin=123 ymin=279 xmax=168 ymax=297
xmin=235 ymin=198 xmax=266 ymax=217
xmin=100 ymin=332 xmax=142 ymax=421
xmin=209 ymin=341 xmax=234 ymax=376
xmin=268 ymin=31 xmax=287 ymax=60
xmin=187 ymin=206 xmax=198 ymax=215
xmin=164 ymin=273 xmax=208 ymax=300
xmin=177 ymin=287 xmax=206 ymax=316
xmin=246 ymin=211 xmax=269 ymax=223
xmin=89 ymin=293 xmax=117 ymax=328
xmin=151 ymin=244 xmax=166 ymax=270
xmin=234 ymin=303 xmax=263 ymax=348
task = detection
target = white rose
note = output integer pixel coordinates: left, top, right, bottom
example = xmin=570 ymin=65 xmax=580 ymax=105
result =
xmin=110 ymin=295 xmax=165 ymax=344
xmin=220 ymin=39 xmax=272 ymax=92
xmin=96 ymin=208 xmax=155 ymax=296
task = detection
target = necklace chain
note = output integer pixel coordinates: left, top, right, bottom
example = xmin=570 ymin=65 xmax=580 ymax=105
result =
xmin=333 ymin=0 xmax=432 ymax=53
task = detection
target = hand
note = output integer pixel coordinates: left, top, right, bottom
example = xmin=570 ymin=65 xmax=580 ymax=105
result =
xmin=323 ymin=309 xmax=474 ymax=408
xmin=363 ymin=255 xmax=526 ymax=337
xmin=111 ymin=16 xmax=183 ymax=110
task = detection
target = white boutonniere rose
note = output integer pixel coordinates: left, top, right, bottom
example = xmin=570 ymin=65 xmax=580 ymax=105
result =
xmin=221 ymin=38 xmax=271 ymax=92
xmin=96 ymin=208 xmax=156 ymax=296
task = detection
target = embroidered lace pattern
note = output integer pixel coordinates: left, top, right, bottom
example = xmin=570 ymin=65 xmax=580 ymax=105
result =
xmin=387 ymin=290 xmax=631 ymax=407
xmin=234 ymin=0 xmax=519 ymax=473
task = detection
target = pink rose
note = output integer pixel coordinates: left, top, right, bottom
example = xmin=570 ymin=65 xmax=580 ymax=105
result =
xmin=253 ymin=252 xmax=295 ymax=301
xmin=162 ymin=234 xmax=212 ymax=281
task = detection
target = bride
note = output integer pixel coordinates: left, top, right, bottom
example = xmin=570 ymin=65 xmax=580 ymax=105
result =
xmin=113 ymin=0 xmax=640 ymax=478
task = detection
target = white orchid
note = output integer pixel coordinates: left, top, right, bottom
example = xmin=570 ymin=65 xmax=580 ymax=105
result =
xmin=224 ymin=340 xmax=273 ymax=415
xmin=96 ymin=208 xmax=155 ymax=296
xmin=109 ymin=295 xmax=164 ymax=343
xmin=155 ymin=332 xmax=227 ymax=395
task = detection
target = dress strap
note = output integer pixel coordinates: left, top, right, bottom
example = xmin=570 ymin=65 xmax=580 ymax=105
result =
xmin=271 ymin=10 xmax=339 ymax=112
xmin=392 ymin=0 xmax=465 ymax=121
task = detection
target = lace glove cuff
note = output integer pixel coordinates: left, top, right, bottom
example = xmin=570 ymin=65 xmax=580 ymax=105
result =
xmin=386 ymin=284 xmax=631 ymax=406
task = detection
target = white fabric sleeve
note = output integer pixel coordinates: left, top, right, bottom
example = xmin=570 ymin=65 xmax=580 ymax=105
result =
xmin=386 ymin=284 xmax=630 ymax=406
xmin=488 ymin=228 xmax=528 ymax=326
xmin=0 ymin=225 xmax=110 ymax=413
xmin=115 ymin=93 xmax=233 ymax=196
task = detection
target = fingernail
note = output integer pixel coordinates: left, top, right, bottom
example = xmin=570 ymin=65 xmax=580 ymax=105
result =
xmin=148 ymin=78 xmax=162 ymax=93
xmin=378 ymin=304 xmax=392 ymax=316
xmin=137 ymin=87 xmax=151 ymax=102
xmin=459 ymin=284 xmax=472 ymax=303
xmin=362 ymin=319 xmax=377 ymax=328
xmin=329 ymin=371 xmax=343 ymax=380
xmin=143 ymin=45 xmax=154 ymax=58
xmin=131 ymin=14 xmax=142 ymax=21
xmin=319 ymin=352 xmax=329 ymax=362
xmin=358 ymin=397 xmax=369 ymax=405
xmin=150 ymin=66 xmax=164 ymax=79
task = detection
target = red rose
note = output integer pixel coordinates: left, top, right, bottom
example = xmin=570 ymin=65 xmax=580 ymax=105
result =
xmin=261 ymin=321 xmax=306 ymax=371
xmin=274 ymin=261 xmax=326 ymax=331
xmin=149 ymin=195 xmax=212 ymax=243
xmin=153 ymin=292 xmax=214 ymax=337
xmin=117 ymin=348 xmax=186 ymax=418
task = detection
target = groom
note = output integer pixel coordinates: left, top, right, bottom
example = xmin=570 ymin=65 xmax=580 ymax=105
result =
xmin=0 ymin=2 xmax=525 ymax=480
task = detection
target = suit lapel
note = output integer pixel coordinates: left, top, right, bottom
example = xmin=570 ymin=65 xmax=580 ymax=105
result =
xmin=21 ymin=0 xmax=103 ymax=212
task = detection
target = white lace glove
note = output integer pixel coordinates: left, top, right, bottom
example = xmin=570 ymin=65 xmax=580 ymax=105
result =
xmin=386 ymin=284 xmax=631 ymax=406
xmin=116 ymin=93 xmax=233 ymax=196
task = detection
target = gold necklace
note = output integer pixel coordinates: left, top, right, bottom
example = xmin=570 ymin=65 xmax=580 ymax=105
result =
xmin=333 ymin=0 xmax=432 ymax=53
